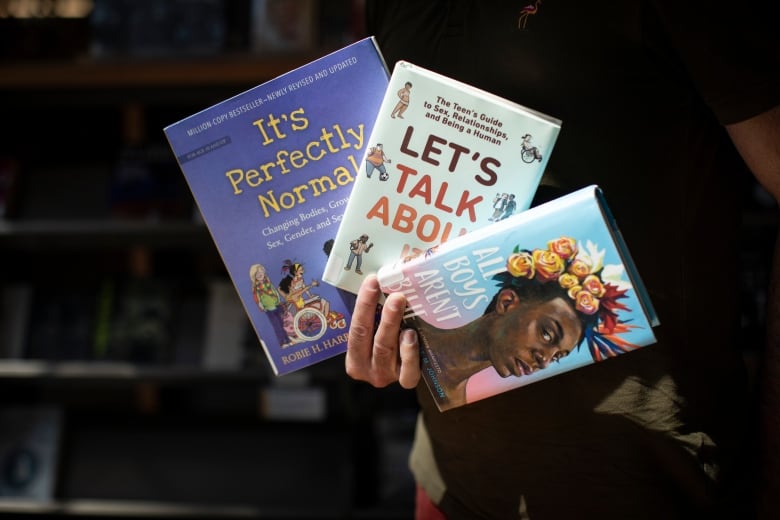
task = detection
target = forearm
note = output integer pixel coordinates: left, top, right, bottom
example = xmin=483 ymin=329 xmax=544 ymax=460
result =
xmin=726 ymin=105 xmax=780 ymax=202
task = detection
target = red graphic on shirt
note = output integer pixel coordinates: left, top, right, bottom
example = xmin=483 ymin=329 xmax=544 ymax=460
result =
xmin=518 ymin=0 xmax=542 ymax=30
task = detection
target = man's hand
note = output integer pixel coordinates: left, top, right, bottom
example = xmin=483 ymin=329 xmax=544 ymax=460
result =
xmin=345 ymin=274 xmax=421 ymax=389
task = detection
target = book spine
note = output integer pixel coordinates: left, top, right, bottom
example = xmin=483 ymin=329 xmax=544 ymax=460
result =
xmin=594 ymin=188 xmax=660 ymax=327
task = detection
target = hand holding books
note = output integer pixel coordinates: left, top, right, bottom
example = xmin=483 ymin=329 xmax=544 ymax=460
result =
xmin=344 ymin=274 xmax=421 ymax=390
xmin=354 ymin=186 xmax=658 ymax=411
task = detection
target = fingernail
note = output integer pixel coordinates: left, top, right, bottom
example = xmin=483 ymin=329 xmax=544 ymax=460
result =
xmin=401 ymin=328 xmax=417 ymax=345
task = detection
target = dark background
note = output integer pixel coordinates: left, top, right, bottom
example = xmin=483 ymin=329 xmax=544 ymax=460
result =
xmin=0 ymin=1 xmax=417 ymax=518
xmin=0 ymin=1 xmax=775 ymax=519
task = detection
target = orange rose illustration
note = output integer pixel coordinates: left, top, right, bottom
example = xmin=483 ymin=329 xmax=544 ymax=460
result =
xmin=506 ymin=252 xmax=535 ymax=278
xmin=558 ymin=272 xmax=579 ymax=290
xmin=532 ymin=249 xmax=565 ymax=282
xmin=547 ymin=236 xmax=578 ymax=260
xmin=575 ymin=290 xmax=600 ymax=315
xmin=500 ymin=236 xmax=637 ymax=361
xmin=568 ymin=258 xmax=591 ymax=279
xmin=582 ymin=274 xmax=606 ymax=297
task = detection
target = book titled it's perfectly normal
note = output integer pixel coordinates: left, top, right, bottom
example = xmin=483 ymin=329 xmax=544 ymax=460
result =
xmin=322 ymin=60 xmax=562 ymax=295
xmin=164 ymin=37 xmax=389 ymax=375
xmin=377 ymin=185 xmax=659 ymax=411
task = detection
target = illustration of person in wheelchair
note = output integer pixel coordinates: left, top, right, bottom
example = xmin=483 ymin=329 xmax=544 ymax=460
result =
xmin=278 ymin=260 xmax=341 ymax=342
xmin=521 ymin=133 xmax=543 ymax=163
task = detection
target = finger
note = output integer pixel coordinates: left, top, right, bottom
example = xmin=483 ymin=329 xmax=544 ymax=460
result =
xmin=398 ymin=328 xmax=421 ymax=389
xmin=369 ymin=292 xmax=407 ymax=383
xmin=345 ymin=274 xmax=382 ymax=380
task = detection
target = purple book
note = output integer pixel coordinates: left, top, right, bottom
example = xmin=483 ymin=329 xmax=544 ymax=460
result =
xmin=165 ymin=37 xmax=389 ymax=375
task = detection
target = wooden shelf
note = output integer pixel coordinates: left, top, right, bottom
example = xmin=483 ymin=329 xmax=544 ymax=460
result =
xmin=0 ymin=54 xmax=323 ymax=90
xmin=0 ymin=219 xmax=212 ymax=249
xmin=0 ymin=498 xmax=357 ymax=519
xmin=0 ymin=498 xmax=414 ymax=519
xmin=0 ymin=360 xmax=269 ymax=382
xmin=0 ymin=357 xmax=346 ymax=385
xmin=0 ymin=499 xmax=264 ymax=518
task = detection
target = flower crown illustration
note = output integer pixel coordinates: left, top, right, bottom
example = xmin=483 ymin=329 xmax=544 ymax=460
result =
xmin=494 ymin=236 xmax=641 ymax=361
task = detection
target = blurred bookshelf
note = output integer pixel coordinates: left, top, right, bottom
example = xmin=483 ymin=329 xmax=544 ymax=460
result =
xmin=0 ymin=1 xmax=416 ymax=518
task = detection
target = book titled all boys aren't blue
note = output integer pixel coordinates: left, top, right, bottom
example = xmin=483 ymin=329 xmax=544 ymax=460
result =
xmin=164 ymin=38 xmax=389 ymax=375
xmin=377 ymin=185 xmax=660 ymax=411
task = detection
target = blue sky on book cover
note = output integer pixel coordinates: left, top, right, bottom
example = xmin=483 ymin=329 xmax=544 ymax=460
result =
xmin=164 ymin=37 xmax=389 ymax=375
xmin=378 ymin=185 xmax=659 ymax=409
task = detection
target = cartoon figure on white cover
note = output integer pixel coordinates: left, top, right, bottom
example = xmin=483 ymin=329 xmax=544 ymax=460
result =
xmin=498 ymin=194 xmax=517 ymax=220
xmin=344 ymin=234 xmax=374 ymax=275
xmin=365 ymin=143 xmax=392 ymax=181
xmin=521 ymin=133 xmax=543 ymax=163
xmin=390 ymin=81 xmax=412 ymax=119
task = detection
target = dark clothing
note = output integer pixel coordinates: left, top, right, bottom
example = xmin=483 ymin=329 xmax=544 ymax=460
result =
xmin=366 ymin=1 xmax=780 ymax=518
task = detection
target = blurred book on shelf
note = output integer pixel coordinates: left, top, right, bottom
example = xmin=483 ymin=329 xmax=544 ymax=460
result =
xmin=0 ymin=157 xmax=21 ymax=219
xmin=92 ymin=277 xmax=177 ymax=365
xmin=24 ymin=282 xmax=99 ymax=362
xmin=0 ymin=0 xmax=365 ymax=63
xmin=90 ymin=0 xmax=229 ymax=58
xmin=250 ymin=0 xmax=317 ymax=54
xmin=260 ymin=381 xmax=327 ymax=421
xmin=201 ymin=278 xmax=253 ymax=371
xmin=0 ymin=283 xmax=34 ymax=360
xmin=109 ymin=144 xmax=193 ymax=221
xmin=0 ymin=406 xmax=63 ymax=503
xmin=17 ymin=277 xmax=211 ymax=368
xmin=14 ymin=162 xmax=110 ymax=220
xmin=0 ymin=0 xmax=91 ymax=62
xmin=2 ymin=272 xmax=278 ymax=371
xmin=170 ymin=287 xmax=209 ymax=368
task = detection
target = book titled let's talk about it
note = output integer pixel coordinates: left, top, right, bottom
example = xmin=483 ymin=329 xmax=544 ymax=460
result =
xmin=323 ymin=60 xmax=562 ymax=296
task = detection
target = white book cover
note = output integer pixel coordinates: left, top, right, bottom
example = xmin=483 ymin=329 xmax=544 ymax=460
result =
xmin=323 ymin=60 xmax=562 ymax=294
